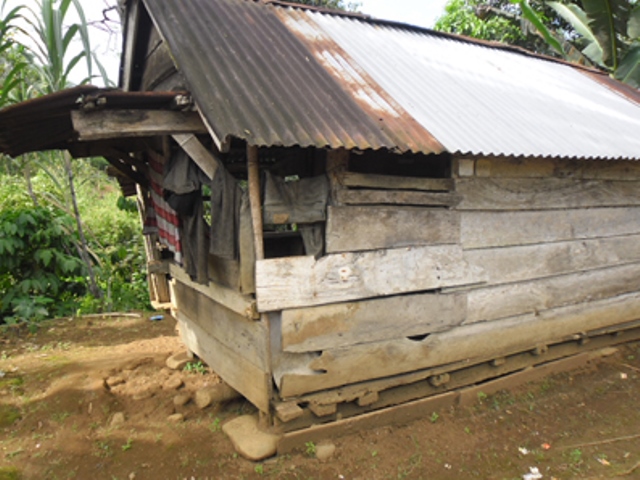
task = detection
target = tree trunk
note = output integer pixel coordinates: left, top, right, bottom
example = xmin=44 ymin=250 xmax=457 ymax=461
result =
xmin=24 ymin=157 xmax=39 ymax=207
xmin=64 ymin=153 xmax=102 ymax=299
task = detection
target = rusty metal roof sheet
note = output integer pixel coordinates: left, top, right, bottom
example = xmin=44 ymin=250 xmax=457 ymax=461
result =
xmin=140 ymin=0 xmax=640 ymax=160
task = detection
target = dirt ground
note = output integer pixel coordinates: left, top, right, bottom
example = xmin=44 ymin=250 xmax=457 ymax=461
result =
xmin=1 ymin=314 xmax=639 ymax=480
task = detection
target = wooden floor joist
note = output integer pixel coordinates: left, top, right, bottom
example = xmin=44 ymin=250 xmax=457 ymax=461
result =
xmin=274 ymin=324 xmax=640 ymax=446
xmin=276 ymin=342 xmax=627 ymax=454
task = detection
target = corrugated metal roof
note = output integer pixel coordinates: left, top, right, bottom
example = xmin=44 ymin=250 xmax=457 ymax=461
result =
xmin=303 ymin=10 xmax=640 ymax=159
xmin=141 ymin=0 xmax=444 ymax=154
xmin=139 ymin=0 xmax=640 ymax=160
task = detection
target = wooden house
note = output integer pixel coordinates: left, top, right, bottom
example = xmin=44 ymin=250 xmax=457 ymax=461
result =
xmin=2 ymin=0 xmax=640 ymax=457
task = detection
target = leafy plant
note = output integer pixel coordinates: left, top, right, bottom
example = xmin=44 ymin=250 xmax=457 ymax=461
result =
xmin=305 ymin=441 xmax=317 ymax=457
xmin=183 ymin=361 xmax=208 ymax=375
xmin=0 ymin=205 xmax=86 ymax=325
xmin=121 ymin=438 xmax=133 ymax=452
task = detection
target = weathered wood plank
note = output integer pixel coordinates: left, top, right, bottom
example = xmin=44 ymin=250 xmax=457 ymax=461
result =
xmin=336 ymin=189 xmax=460 ymax=207
xmin=256 ymin=245 xmax=484 ymax=312
xmin=467 ymin=262 xmax=640 ymax=323
xmin=172 ymin=280 xmax=268 ymax=370
xmin=277 ymin=391 xmax=459 ymax=454
xmin=473 ymin=156 xmax=640 ymax=181
xmin=456 ymin=178 xmax=640 ymax=210
xmin=281 ymin=292 xmax=467 ymax=353
xmin=72 ymin=110 xmax=207 ymax=141
xmin=339 ymin=172 xmax=454 ymax=191
xmin=466 ymin=234 xmax=640 ymax=285
xmin=169 ymin=263 xmax=257 ymax=319
xmin=176 ymin=311 xmax=270 ymax=412
xmin=326 ymin=206 xmax=460 ymax=253
xmin=278 ymin=291 xmax=640 ymax=396
xmin=172 ymin=134 xmax=220 ymax=180
xmin=461 ymin=207 xmax=640 ymax=249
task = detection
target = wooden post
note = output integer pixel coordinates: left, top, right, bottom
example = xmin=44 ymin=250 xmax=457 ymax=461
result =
xmin=247 ymin=145 xmax=264 ymax=260
xmin=326 ymin=148 xmax=349 ymax=205
xmin=246 ymin=144 xmax=273 ymax=428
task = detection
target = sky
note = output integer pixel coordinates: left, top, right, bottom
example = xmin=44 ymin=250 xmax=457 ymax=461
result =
xmin=10 ymin=0 xmax=451 ymax=86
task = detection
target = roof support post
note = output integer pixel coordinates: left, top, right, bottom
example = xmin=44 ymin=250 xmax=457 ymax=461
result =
xmin=247 ymin=144 xmax=274 ymax=426
xmin=247 ymin=145 xmax=264 ymax=261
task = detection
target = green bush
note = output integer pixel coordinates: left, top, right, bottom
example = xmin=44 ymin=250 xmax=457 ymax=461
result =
xmin=0 ymin=205 xmax=86 ymax=324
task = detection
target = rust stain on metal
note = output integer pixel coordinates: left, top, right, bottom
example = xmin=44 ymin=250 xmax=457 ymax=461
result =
xmin=277 ymin=8 xmax=444 ymax=155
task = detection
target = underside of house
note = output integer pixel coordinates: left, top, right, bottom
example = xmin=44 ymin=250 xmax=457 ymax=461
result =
xmin=2 ymin=0 xmax=640 ymax=457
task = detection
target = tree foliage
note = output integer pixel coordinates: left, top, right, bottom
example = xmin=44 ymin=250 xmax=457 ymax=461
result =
xmin=435 ymin=0 xmax=640 ymax=88
xmin=0 ymin=1 xmax=149 ymax=325
xmin=0 ymin=205 xmax=85 ymax=325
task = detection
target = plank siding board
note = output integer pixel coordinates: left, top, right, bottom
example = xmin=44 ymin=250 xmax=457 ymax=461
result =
xmin=176 ymin=311 xmax=270 ymax=412
xmin=467 ymin=262 xmax=640 ymax=323
xmin=473 ymin=157 xmax=640 ymax=181
xmin=281 ymin=292 xmax=467 ymax=353
xmin=326 ymin=206 xmax=460 ymax=253
xmin=461 ymin=207 xmax=640 ymax=249
xmin=466 ymin=234 xmax=640 ymax=285
xmin=456 ymin=178 xmax=640 ymax=210
xmin=338 ymin=172 xmax=454 ymax=191
xmin=336 ymin=189 xmax=461 ymax=207
xmin=278 ymin=292 xmax=640 ymax=397
xmin=173 ymin=281 xmax=268 ymax=370
xmin=169 ymin=263 xmax=257 ymax=319
xmin=256 ymin=245 xmax=485 ymax=312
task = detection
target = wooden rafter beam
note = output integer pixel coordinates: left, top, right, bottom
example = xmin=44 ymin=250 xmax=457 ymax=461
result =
xmin=71 ymin=109 xmax=207 ymax=141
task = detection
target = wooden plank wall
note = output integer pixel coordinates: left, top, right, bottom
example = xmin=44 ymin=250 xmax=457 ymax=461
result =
xmin=264 ymin=156 xmax=640 ymax=400
xmin=172 ymin=280 xmax=271 ymax=411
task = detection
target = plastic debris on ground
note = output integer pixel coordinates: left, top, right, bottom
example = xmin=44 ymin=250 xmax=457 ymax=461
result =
xmin=150 ymin=315 xmax=164 ymax=322
xmin=519 ymin=447 xmax=530 ymax=455
xmin=522 ymin=466 xmax=543 ymax=480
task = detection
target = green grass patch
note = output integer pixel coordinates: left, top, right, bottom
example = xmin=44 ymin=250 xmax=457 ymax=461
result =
xmin=0 ymin=466 xmax=21 ymax=480
xmin=0 ymin=404 xmax=21 ymax=427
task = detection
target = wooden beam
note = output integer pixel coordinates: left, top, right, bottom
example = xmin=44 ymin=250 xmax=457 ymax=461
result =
xmin=173 ymin=280 xmax=269 ymax=371
xmin=247 ymin=145 xmax=264 ymax=261
xmin=465 ymin=233 xmax=640 ymax=286
xmin=473 ymin=156 xmax=640 ymax=181
xmin=169 ymin=263 xmax=258 ymax=320
xmin=326 ymin=206 xmax=460 ymax=253
xmin=281 ymin=292 xmax=467 ymax=353
xmin=172 ymin=134 xmax=220 ymax=180
xmin=278 ymin=291 xmax=640 ymax=396
xmin=461 ymin=207 xmax=640 ymax=249
xmin=456 ymin=178 xmax=640 ymax=210
xmin=336 ymin=189 xmax=460 ymax=207
xmin=339 ymin=172 xmax=454 ymax=191
xmin=277 ymin=391 xmax=459 ymax=454
xmin=72 ymin=109 xmax=207 ymax=141
xmin=467 ymin=262 xmax=640 ymax=324
xmin=176 ymin=311 xmax=271 ymax=413
xmin=256 ymin=245 xmax=485 ymax=312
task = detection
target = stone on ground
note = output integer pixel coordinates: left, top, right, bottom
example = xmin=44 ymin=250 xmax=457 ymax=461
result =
xmin=110 ymin=412 xmax=126 ymax=427
xmin=315 ymin=441 xmax=336 ymax=461
xmin=165 ymin=351 xmax=192 ymax=371
xmin=222 ymin=415 xmax=280 ymax=461
xmin=173 ymin=393 xmax=191 ymax=407
xmin=167 ymin=413 xmax=184 ymax=423
xmin=163 ymin=376 xmax=183 ymax=390
xmin=194 ymin=383 xmax=241 ymax=409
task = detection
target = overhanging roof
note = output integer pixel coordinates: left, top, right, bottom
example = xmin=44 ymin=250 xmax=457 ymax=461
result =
xmin=140 ymin=0 xmax=640 ymax=160
xmin=0 ymin=87 xmax=198 ymax=157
